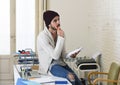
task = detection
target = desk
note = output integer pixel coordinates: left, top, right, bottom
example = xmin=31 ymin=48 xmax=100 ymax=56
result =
xmin=14 ymin=65 xmax=72 ymax=85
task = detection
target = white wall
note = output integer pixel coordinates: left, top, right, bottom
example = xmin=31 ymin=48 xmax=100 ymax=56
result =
xmin=87 ymin=0 xmax=120 ymax=73
xmin=47 ymin=0 xmax=92 ymax=57
xmin=47 ymin=0 xmax=120 ymax=74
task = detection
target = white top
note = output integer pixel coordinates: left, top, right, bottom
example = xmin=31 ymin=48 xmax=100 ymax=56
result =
xmin=37 ymin=27 xmax=67 ymax=74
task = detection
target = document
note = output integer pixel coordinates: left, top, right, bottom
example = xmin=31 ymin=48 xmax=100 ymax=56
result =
xmin=29 ymin=75 xmax=69 ymax=85
xmin=66 ymin=47 xmax=83 ymax=58
xmin=29 ymin=75 xmax=55 ymax=84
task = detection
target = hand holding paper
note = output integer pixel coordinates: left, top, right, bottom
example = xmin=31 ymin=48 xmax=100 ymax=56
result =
xmin=66 ymin=47 xmax=83 ymax=58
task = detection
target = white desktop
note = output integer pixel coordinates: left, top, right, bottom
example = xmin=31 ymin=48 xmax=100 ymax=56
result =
xmin=14 ymin=65 xmax=72 ymax=85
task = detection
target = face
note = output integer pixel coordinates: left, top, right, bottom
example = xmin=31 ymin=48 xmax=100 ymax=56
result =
xmin=49 ymin=16 xmax=60 ymax=30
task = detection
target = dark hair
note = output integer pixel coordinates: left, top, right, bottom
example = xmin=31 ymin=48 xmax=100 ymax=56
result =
xmin=43 ymin=10 xmax=59 ymax=28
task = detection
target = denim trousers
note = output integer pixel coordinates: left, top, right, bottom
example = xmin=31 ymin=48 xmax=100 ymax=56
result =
xmin=50 ymin=64 xmax=82 ymax=85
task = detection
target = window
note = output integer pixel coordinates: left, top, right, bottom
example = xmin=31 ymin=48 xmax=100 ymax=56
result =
xmin=0 ymin=0 xmax=10 ymax=54
xmin=16 ymin=0 xmax=35 ymax=51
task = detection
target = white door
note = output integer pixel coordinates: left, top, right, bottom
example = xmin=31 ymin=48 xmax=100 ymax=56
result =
xmin=0 ymin=0 xmax=14 ymax=84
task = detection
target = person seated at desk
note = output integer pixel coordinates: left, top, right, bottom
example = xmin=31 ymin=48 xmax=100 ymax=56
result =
xmin=37 ymin=10 xmax=82 ymax=85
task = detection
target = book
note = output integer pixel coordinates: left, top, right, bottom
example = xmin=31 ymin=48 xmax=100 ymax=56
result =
xmin=66 ymin=47 xmax=83 ymax=58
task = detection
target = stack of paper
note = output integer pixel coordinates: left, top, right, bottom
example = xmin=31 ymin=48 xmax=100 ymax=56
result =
xmin=29 ymin=75 xmax=55 ymax=84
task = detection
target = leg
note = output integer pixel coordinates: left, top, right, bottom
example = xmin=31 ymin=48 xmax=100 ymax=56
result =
xmin=64 ymin=65 xmax=82 ymax=85
xmin=50 ymin=64 xmax=82 ymax=85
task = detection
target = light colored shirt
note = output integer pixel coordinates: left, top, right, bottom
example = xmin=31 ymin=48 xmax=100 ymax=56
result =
xmin=37 ymin=27 xmax=67 ymax=74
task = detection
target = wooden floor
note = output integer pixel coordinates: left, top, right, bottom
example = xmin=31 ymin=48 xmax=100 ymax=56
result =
xmin=0 ymin=80 xmax=14 ymax=85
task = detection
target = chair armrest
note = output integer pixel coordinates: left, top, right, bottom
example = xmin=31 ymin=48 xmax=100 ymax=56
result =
xmin=93 ymin=78 xmax=118 ymax=85
xmin=88 ymin=71 xmax=108 ymax=85
xmin=118 ymin=81 xmax=120 ymax=85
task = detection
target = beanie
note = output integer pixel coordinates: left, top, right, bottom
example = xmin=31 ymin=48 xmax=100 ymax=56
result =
xmin=43 ymin=10 xmax=59 ymax=28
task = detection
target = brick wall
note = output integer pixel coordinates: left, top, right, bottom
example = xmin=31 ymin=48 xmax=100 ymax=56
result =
xmin=47 ymin=0 xmax=120 ymax=78
xmin=88 ymin=0 xmax=120 ymax=73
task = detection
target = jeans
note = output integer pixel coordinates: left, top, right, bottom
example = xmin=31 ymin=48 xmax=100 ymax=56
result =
xmin=50 ymin=64 xmax=82 ymax=85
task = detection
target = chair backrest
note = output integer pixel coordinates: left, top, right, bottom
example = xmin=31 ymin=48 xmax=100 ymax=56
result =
xmin=108 ymin=62 xmax=120 ymax=85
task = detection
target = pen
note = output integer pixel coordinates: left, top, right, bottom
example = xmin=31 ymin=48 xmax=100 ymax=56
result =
xmin=55 ymin=81 xmax=68 ymax=84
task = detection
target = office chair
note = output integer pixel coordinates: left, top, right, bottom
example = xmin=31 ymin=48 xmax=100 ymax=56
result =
xmin=87 ymin=62 xmax=120 ymax=85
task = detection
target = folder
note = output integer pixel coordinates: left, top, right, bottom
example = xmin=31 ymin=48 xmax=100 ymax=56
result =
xmin=16 ymin=78 xmax=40 ymax=85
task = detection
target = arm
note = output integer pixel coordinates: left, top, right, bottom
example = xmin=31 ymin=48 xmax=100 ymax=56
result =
xmin=38 ymin=35 xmax=65 ymax=60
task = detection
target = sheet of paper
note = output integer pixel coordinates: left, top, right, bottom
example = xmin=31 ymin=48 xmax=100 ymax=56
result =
xmin=29 ymin=75 xmax=69 ymax=84
xmin=27 ymin=81 xmax=40 ymax=85
xmin=66 ymin=47 xmax=83 ymax=58
xmin=29 ymin=75 xmax=55 ymax=84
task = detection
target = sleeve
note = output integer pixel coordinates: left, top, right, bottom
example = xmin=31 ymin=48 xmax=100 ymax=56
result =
xmin=38 ymin=35 xmax=65 ymax=60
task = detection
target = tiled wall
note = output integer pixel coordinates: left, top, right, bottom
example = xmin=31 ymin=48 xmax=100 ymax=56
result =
xmin=88 ymin=0 xmax=120 ymax=72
